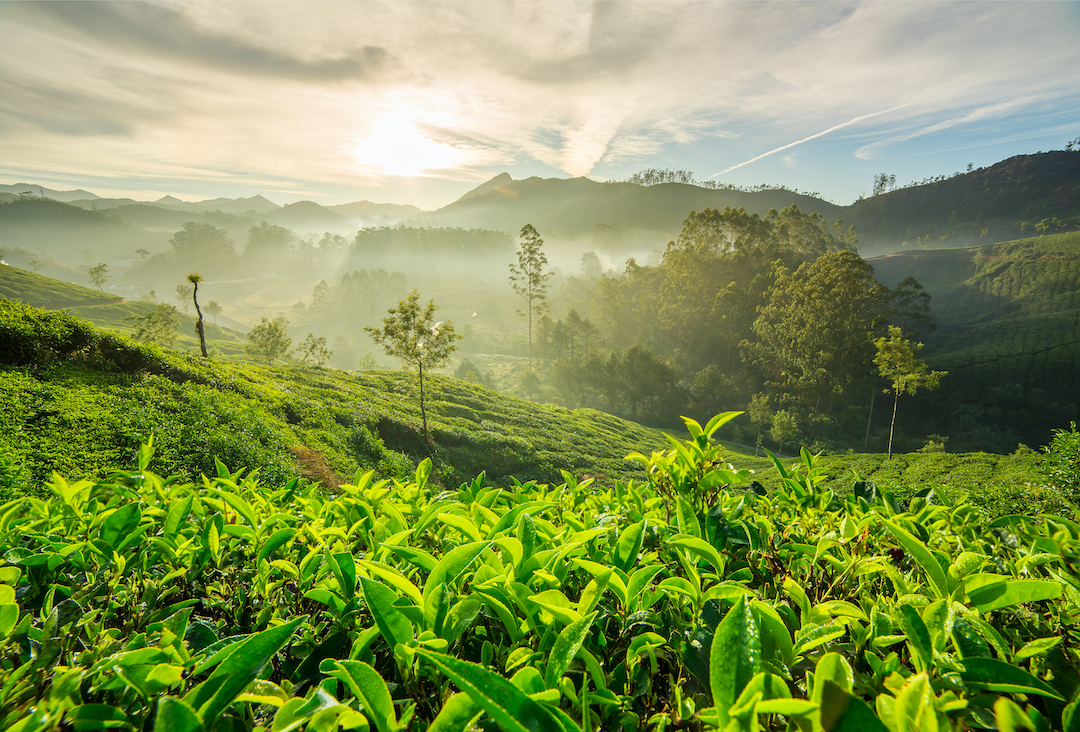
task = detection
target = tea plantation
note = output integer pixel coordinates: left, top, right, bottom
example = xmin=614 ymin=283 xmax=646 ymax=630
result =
xmin=3 ymin=298 xmax=1080 ymax=731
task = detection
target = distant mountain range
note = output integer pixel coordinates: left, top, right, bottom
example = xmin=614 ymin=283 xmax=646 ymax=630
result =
xmin=2 ymin=149 xmax=1077 ymax=259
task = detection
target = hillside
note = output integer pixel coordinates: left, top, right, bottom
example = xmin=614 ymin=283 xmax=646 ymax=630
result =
xmin=0 ymin=299 xmax=676 ymax=494
xmin=412 ymin=174 xmax=844 ymax=242
xmin=846 ymin=150 xmax=1080 ymax=252
xmin=870 ymin=231 xmax=1080 ymax=449
xmin=0 ymin=265 xmax=250 ymax=359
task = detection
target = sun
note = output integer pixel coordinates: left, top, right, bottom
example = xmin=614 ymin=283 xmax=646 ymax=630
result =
xmin=350 ymin=116 xmax=463 ymax=177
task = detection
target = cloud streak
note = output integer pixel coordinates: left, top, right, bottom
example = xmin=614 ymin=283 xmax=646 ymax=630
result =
xmin=711 ymin=102 xmax=914 ymax=177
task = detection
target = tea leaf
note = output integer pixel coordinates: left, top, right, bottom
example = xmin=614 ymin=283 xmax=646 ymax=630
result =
xmin=710 ymin=596 xmax=761 ymax=727
xmin=544 ymin=611 xmax=597 ymax=689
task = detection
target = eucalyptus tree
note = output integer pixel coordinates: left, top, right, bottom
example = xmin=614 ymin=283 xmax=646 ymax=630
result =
xmin=508 ymin=224 xmax=551 ymax=369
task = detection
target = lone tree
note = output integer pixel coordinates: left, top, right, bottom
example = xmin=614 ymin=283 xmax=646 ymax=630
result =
xmin=88 ymin=263 xmax=109 ymax=290
xmin=873 ymin=325 xmax=947 ymax=458
xmin=187 ymin=273 xmax=208 ymax=358
xmin=246 ymin=316 xmax=291 ymax=365
xmin=508 ymin=224 xmax=551 ymax=369
xmin=204 ymin=300 xmax=223 ymax=326
xmin=365 ymin=290 xmax=461 ymax=447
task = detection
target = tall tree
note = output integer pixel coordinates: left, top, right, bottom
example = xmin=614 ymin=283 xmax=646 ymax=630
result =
xmin=873 ymin=326 xmax=947 ymax=458
xmin=365 ymin=290 xmax=461 ymax=447
xmin=746 ymin=250 xmax=889 ymax=423
xmin=508 ymin=224 xmax=551 ymax=369
xmin=204 ymin=300 xmax=223 ymax=326
xmin=187 ymin=273 xmax=208 ymax=358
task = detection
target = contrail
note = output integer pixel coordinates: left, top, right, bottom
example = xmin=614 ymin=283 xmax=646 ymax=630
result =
xmin=710 ymin=102 xmax=912 ymax=178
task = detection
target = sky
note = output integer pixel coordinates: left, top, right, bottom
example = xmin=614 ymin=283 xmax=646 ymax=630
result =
xmin=1 ymin=1 xmax=1078 ymax=211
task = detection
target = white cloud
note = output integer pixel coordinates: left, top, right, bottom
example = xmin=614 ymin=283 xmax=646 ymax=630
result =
xmin=1 ymin=1 xmax=1078 ymax=203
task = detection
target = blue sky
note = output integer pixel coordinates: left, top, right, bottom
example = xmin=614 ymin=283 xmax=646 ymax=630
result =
xmin=1 ymin=1 xmax=1078 ymax=210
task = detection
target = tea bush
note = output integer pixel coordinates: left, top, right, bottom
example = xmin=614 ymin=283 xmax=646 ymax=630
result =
xmin=1 ymin=415 xmax=1078 ymax=731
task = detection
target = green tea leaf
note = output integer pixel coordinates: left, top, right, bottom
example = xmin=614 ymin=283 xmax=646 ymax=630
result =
xmin=428 ymin=692 xmax=481 ymax=732
xmin=164 ymin=495 xmax=194 ymax=538
xmin=544 ymin=611 xmax=597 ymax=689
xmin=257 ymin=528 xmax=297 ymax=565
xmin=424 ymin=541 xmax=490 ymax=603
xmin=183 ymin=616 xmax=306 ymax=726
xmin=670 ymin=535 xmax=724 ymax=574
xmin=100 ymin=504 xmax=141 ymax=550
xmin=359 ymin=576 xmax=413 ymax=650
xmin=614 ymin=520 xmax=645 ymax=574
xmin=319 ymin=659 xmax=396 ymax=732
xmin=819 ymin=680 xmax=889 ymax=732
xmin=882 ymin=519 xmax=948 ymax=597
xmin=968 ymin=579 xmax=1063 ymax=613
xmin=154 ymin=696 xmax=205 ymax=732
xmin=895 ymin=604 xmax=933 ymax=673
xmin=419 ymin=649 xmax=558 ymax=732
xmin=710 ymin=596 xmax=761 ymax=727
xmin=960 ymin=657 xmax=1065 ymax=699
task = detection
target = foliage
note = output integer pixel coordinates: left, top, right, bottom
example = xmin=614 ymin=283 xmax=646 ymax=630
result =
xmin=874 ymin=326 xmax=947 ymax=458
xmin=365 ymin=290 xmax=462 ymax=446
xmin=126 ymin=303 xmax=181 ymax=348
xmin=2 ymin=419 xmax=1080 ymax=732
xmin=246 ymin=316 xmax=292 ymax=365
xmin=293 ymin=333 xmax=333 ymax=367
xmin=747 ymin=250 xmax=889 ymax=421
xmin=1043 ymin=422 xmax=1080 ymax=494
xmin=87 ymin=262 xmax=109 ymax=290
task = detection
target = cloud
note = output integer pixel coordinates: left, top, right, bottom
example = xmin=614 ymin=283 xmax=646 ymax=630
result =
xmin=1 ymin=0 xmax=1079 ymax=203
xmin=17 ymin=2 xmax=388 ymax=82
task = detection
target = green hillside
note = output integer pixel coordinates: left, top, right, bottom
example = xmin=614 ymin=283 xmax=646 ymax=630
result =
xmin=0 ymin=264 xmax=250 ymax=359
xmin=870 ymin=231 xmax=1080 ymax=448
xmin=846 ymin=150 xmax=1080 ymax=252
xmin=0 ymin=299 xmax=676 ymax=495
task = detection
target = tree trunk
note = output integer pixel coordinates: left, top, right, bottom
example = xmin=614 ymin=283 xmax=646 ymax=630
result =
xmin=887 ymin=389 xmax=899 ymax=459
xmin=864 ymin=385 xmax=876 ymax=448
xmin=192 ymin=282 xmax=208 ymax=358
xmin=419 ymin=361 xmax=432 ymax=448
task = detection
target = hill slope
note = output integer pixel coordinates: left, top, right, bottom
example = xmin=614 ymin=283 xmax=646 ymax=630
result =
xmin=870 ymin=231 xmax=1080 ymax=448
xmin=0 ymin=299 xmax=672 ymax=493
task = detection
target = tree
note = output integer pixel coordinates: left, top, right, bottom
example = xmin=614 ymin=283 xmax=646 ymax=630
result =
xmin=88 ymin=263 xmax=109 ymax=290
xmin=748 ymin=393 xmax=772 ymax=456
xmin=187 ymin=273 xmax=208 ymax=358
xmin=365 ymin=290 xmax=461 ymax=447
xmin=873 ymin=325 xmax=947 ymax=459
xmin=747 ymin=250 xmax=889 ymax=421
xmin=126 ymin=304 xmax=180 ymax=348
xmin=170 ymin=222 xmax=236 ymax=261
xmin=508 ymin=224 xmax=551 ymax=369
xmin=293 ymin=333 xmax=332 ymax=367
xmin=770 ymin=409 xmax=799 ymax=457
xmin=887 ymin=276 xmax=934 ymax=337
xmin=204 ymin=300 xmax=223 ymax=325
xmin=246 ymin=316 xmax=291 ymax=365
xmin=175 ymin=284 xmax=193 ymax=314
xmin=135 ymin=248 xmax=150 ymax=261
xmin=581 ymin=251 xmax=603 ymax=279
xmin=873 ymin=173 xmax=897 ymax=196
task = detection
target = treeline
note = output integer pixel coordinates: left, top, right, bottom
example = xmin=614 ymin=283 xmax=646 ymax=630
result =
xmin=519 ymin=205 xmax=933 ymax=451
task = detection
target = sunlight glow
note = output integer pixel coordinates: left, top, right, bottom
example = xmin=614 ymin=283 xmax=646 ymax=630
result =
xmin=350 ymin=116 xmax=464 ymax=177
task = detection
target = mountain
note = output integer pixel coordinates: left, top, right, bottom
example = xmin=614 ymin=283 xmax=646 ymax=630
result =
xmin=413 ymin=174 xmax=844 ymax=242
xmin=0 ymin=183 xmax=100 ymax=202
xmin=167 ymin=194 xmax=281 ymax=215
xmin=264 ymin=200 xmax=351 ymax=233
xmin=846 ymin=151 xmax=1080 ymax=253
xmin=0 ymin=197 xmax=170 ymax=263
xmin=327 ymin=200 xmax=423 ymax=219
